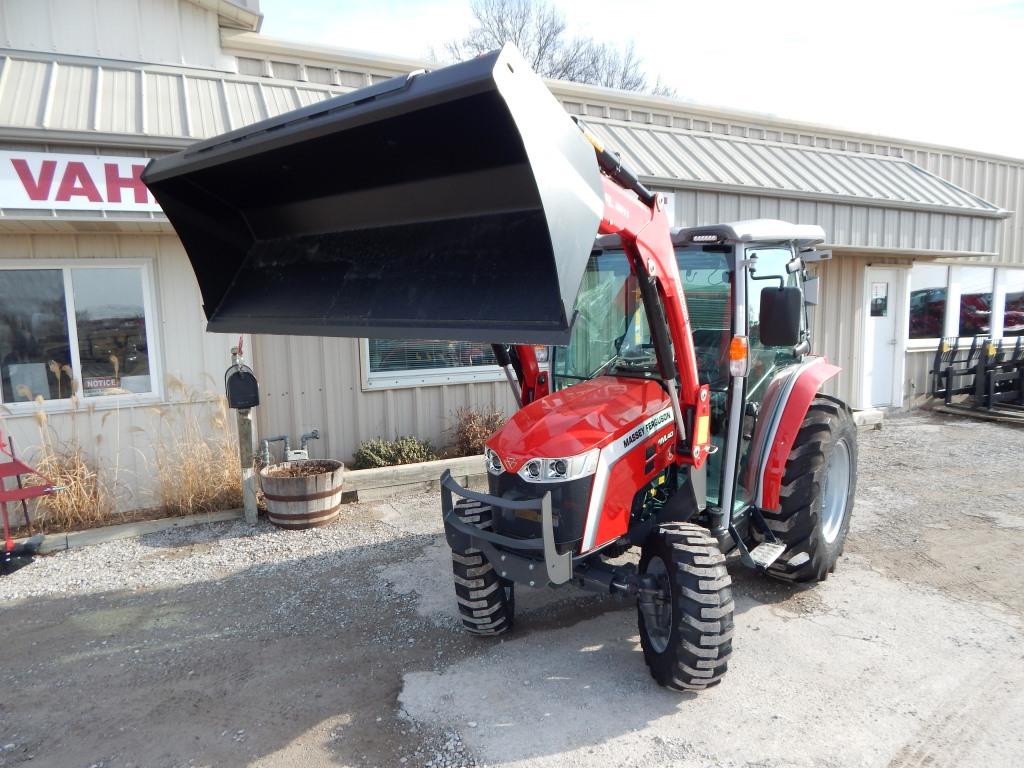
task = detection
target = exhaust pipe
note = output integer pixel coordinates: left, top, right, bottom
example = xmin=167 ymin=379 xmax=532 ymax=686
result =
xmin=143 ymin=44 xmax=603 ymax=345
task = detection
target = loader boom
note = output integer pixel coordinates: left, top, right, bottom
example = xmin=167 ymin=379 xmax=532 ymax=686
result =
xmin=593 ymin=174 xmax=712 ymax=469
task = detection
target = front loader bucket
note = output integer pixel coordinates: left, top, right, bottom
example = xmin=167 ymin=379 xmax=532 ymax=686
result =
xmin=143 ymin=44 xmax=603 ymax=345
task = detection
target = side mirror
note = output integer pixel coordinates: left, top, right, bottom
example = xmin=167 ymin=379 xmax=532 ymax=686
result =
xmin=758 ymin=286 xmax=802 ymax=347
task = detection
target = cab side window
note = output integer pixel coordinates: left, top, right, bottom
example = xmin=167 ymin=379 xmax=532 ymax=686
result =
xmin=746 ymin=247 xmax=799 ymax=403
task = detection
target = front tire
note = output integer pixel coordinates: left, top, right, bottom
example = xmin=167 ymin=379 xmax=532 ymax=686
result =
xmin=638 ymin=523 xmax=734 ymax=691
xmin=761 ymin=397 xmax=857 ymax=582
xmin=449 ymin=498 xmax=515 ymax=636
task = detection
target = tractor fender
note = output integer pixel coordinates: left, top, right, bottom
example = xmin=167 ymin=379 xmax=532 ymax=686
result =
xmin=745 ymin=356 xmax=842 ymax=512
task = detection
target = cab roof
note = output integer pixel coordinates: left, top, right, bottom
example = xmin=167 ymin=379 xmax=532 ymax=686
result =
xmin=593 ymin=219 xmax=826 ymax=251
xmin=674 ymin=219 xmax=826 ymax=247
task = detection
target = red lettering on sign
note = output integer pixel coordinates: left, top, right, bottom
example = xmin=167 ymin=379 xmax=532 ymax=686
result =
xmin=104 ymin=163 xmax=149 ymax=204
xmin=55 ymin=162 xmax=102 ymax=202
xmin=11 ymin=159 xmax=58 ymax=201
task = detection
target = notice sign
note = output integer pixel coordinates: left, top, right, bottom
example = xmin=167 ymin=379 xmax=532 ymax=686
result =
xmin=83 ymin=376 xmax=121 ymax=392
xmin=0 ymin=150 xmax=162 ymax=212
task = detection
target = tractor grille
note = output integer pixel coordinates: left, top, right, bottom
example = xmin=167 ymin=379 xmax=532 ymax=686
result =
xmin=486 ymin=472 xmax=593 ymax=554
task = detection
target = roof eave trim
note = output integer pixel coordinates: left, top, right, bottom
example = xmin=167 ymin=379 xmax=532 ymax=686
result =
xmin=828 ymin=244 xmax=1001 ymax=259
xmin=0 ymin=127 xmax=194 ymax=151
xmin=219 ymin=30 xmax=428 ymax=72
xmin=643 ymin=175 xmax=1011 ymax=219
xmin=0 ymin=210 xmax=170 ymax=225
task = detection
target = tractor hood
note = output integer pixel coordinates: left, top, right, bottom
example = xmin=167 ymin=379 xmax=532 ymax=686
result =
xmin=488 ymin=376 xmax=671 ymax=472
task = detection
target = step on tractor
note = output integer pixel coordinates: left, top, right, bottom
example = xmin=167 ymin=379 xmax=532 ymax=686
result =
xmin=144 ymin=43 xmax=857 ymax=691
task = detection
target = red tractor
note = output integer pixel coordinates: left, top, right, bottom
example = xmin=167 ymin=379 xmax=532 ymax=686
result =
xmin=144 ymin=44 xmax=857 ymax=691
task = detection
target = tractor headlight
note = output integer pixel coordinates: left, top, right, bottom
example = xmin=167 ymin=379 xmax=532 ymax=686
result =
xmin=518 ymin=449 xmax=599 ymax=483
xmin=484 ymin=447 xmax=504 ymax=475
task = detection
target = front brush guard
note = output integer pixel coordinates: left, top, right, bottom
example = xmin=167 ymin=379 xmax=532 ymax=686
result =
xmin=440 ymin=470 xmax=573 ymax=586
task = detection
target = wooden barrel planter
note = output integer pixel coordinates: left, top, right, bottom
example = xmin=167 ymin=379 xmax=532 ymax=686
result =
xmin=259 ymin=460 xmax=345 ymax=529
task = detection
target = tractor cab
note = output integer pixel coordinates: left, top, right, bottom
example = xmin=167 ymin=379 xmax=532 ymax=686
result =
xmin=550 ymin=220 xmax=830 ymax=514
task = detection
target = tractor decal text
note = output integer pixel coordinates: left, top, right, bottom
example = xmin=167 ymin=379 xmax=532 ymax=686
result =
xmin=621 ymin=409 xmax=673 ymax=451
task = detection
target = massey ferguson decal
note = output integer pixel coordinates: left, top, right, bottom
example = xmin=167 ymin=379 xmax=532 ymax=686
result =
xmin=620 ymin=408 xmax=674 ymax=452
xmin=0 ymin=151 xmax=162 ymax=212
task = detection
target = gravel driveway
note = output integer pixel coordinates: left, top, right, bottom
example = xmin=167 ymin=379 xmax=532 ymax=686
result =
xmin=1 ymin=412 xmax=1022 ymax=767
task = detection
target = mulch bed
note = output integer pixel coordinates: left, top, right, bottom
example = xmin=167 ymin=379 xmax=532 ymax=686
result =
xmin=261 ymin=460 xmax=341 ymax=478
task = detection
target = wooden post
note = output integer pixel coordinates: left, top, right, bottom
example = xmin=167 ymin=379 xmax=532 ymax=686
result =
xmin=230 ymin=342 xmax=259 ymax=525
xmin=237 ymin=407 xmax=258 ymax=524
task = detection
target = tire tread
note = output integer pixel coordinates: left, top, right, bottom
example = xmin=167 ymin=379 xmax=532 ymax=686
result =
xmin=450 ymin=499 xmax=514 ymax=636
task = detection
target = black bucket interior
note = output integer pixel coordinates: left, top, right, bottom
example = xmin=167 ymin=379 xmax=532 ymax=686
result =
xmin=144 ymin=45 xmax=603 ymax=344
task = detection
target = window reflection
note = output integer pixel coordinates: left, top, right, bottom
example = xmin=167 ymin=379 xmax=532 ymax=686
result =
xmin=957 ymin=267 xmax=993 ymax=338
xmin=909 ymin=264 xmax=948 ymax=339
xmin=0 ymin=267 xmax=154 ymax=403
xmin=0 ymin=270 xmax=72 ymax=402
xmin=368 ymin=340 xmax=496 ymax=373
xmin=1004 ymin=269 xmax=1024 ymax=337
xmin=72 ymin=269 xmax=151 ymax=396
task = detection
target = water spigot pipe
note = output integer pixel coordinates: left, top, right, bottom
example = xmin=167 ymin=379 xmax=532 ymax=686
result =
xmin=300 ymin=430 xmax=320 ymax=452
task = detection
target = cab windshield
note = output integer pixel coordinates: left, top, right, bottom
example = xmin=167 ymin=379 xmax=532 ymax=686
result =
xmin=552 ymin=246 xmax=733 ymax=391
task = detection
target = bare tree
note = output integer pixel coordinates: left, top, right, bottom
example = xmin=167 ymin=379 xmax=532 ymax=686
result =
xmin=445 ymin=0 xmax=677 ymax=97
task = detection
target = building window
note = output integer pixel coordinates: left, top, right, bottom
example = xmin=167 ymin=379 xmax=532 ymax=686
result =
xmin=363 ymin=338 xmax=503 ymax=389
xmin=956 ymin=266 xmax=994 ymax=338
xmin=1004 ymin=269 xmax=1024 ymax=336
xmin=908 ymin=263 xmax=1022 ymax=342
xmin=0 ymin=265 xmax=156 ymax=405
xmin=909 ymin=264 xmax=948 ymax=339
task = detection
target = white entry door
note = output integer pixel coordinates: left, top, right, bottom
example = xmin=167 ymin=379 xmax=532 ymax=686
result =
xmin=864 ymin=267 xmax=900 ymax=407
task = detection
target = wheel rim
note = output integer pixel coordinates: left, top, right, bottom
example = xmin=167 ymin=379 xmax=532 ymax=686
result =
xmin=643 ymin=555 xmax=673 ymax=654
xmin=821 ymin=438 xmax=852 ymax=544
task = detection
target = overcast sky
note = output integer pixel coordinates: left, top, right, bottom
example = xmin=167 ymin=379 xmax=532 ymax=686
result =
xmin=259 ymin=0 xmax=1024 ymax=159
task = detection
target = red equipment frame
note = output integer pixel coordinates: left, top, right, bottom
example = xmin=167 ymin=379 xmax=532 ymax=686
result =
xmin=0 ymin=431 xmax=57 ymax=553
xmin=594 ymin=176 xmax=712 ymax=468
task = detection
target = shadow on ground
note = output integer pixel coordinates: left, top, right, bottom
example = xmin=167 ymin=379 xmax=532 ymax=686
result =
xmin=0 ymin=521 xmax=815 ymax=768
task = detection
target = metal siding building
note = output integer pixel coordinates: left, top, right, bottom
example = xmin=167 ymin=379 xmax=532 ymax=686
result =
xmin=0 ymin=0 xmax=1021 ymax=511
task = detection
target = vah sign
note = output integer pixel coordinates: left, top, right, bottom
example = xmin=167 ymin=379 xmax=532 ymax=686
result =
xmin=0 ymin=150 xmax=163 ymax=212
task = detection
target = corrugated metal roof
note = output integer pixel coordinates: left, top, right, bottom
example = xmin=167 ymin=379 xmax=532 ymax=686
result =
xmin=0 ymin=50 xmax=1006 ymax=220
xmin=585 ymin=120 xmax=1005 ymax=217
xmin=0 ymin=51 xmax=351 ymax=144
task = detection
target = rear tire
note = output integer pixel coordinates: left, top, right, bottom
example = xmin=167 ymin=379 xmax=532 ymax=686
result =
xmin=449 ymin=498 xmax=514 ymax=636
xmin=638 ymin=523 xmax=734 ymax=691
xmin=760 ymin=397 xmax=857 ymax=583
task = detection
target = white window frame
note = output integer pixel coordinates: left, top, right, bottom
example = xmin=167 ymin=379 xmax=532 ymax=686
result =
xmin=0 ymin=259 xmax=162 ymax=413
xmin=995 ymin=266 xmax=1024 ymax=338
xmin=359 ymin=338 xmax=505 ymax=391
xmin=905 ymin=262 xmax=1004 ymax=351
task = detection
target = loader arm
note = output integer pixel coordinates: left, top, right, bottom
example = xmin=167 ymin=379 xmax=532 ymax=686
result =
xmin=593 ymin=174 xmax=712 ymax=469
xmin=491 ymin=344 xmax=550 ymax=407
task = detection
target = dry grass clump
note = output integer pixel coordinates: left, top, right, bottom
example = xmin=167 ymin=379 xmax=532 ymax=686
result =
xmin=448 ymin=407 xmax=506 ymax=457
xmin=20 ymin=394 xmax=120 ymax=532
xmin=149 ymin=377 xmax=242 ymax=516
xmin=27 ymin=445 xmax=112 ymax=531
xmin=4 ymin=375 xmax=244 ymax=533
